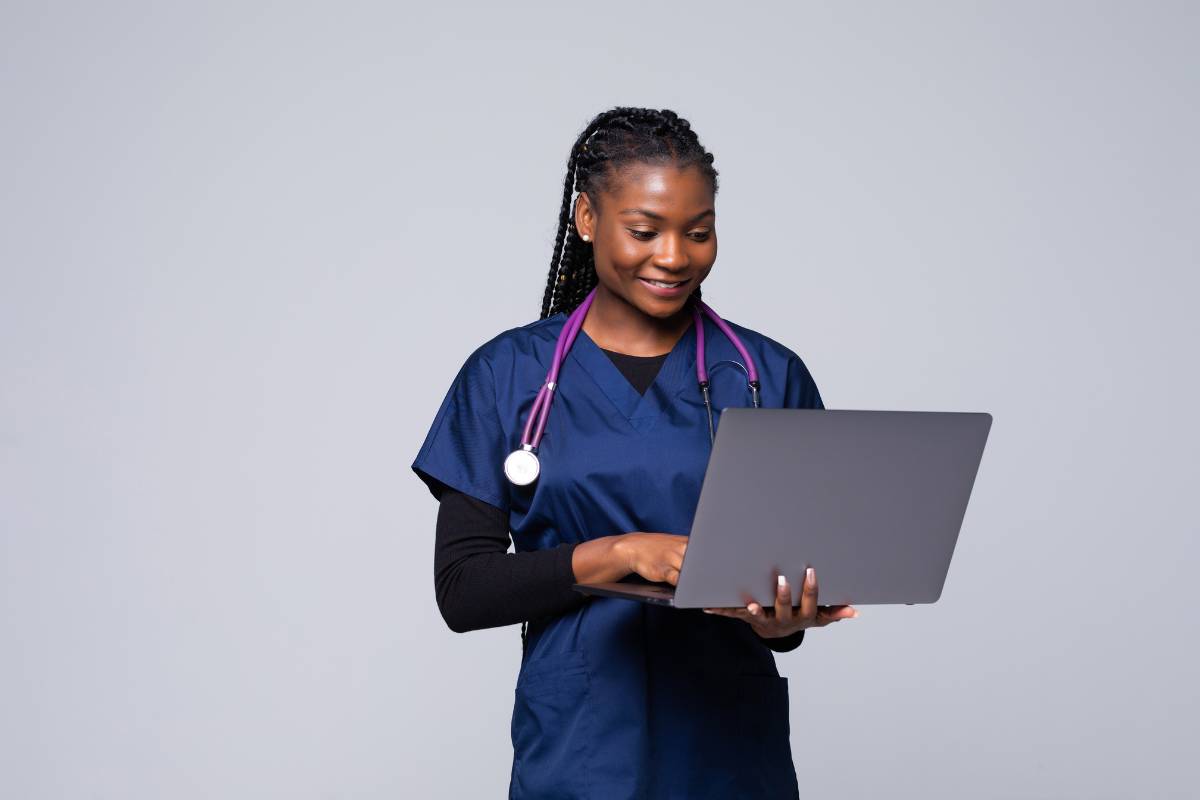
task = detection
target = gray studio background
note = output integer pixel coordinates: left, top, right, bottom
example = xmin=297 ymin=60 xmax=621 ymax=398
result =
xmin=2 ymin=2 xmax=1196 ymax=798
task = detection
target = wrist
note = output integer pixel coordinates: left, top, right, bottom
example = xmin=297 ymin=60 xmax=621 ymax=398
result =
xmin=610 ymin=534 xmax=633 ymax=576
xmin=571 ymin=534 xmax=634 ymax=584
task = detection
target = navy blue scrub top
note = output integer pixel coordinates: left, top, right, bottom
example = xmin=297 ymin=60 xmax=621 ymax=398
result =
xmin=413 ymin=309 xmax=824 ymax=799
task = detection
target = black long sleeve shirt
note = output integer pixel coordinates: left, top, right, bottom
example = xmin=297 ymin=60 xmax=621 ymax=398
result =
xmin=432 ymin=347 xmax=805 ymax=653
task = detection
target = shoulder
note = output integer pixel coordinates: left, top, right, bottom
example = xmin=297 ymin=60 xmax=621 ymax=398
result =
xmin=454 ymin=313 xmax=568 ymax=382
xmin=716 ymin=314 xmax=823 ymax=407
xmin=717 ymin=315 xmax=809 ymax=366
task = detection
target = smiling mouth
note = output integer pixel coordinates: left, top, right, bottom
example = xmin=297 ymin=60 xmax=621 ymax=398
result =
xmin=638 ymin=277 xmax=690 ymax=289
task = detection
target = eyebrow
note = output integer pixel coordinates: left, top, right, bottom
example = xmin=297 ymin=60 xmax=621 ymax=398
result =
xmin=619 ymin=207 xmax=715 ymax=224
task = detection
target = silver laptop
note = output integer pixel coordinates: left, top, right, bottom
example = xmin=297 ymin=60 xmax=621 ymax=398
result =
xmin=573 ymin=408 xmax=992 ymax=608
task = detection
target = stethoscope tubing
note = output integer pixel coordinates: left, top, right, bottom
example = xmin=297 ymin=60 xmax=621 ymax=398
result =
xmin=519 ymin=286 xmax=759 ymax=456
xmin=519 ymin=288 xmax=597 ymax=449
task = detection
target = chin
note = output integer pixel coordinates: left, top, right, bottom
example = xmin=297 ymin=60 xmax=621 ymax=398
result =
xmin=635 ymin=295 xmax=692 ymax=319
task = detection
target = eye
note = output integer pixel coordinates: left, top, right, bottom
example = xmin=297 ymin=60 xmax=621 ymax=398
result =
xmin=627 ymin=229 xmax=712 ymax=242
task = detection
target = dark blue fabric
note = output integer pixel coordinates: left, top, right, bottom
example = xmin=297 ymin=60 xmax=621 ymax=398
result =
xmin=413 ymin=310 xmax=823 ymax=799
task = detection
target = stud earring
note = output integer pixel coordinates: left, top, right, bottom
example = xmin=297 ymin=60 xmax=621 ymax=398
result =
xmin=581 ymin=234 xmax=591 ymax=242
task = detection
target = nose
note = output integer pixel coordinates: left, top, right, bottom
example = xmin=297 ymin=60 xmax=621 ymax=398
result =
xmin=652 ymin=232 xmax=690 ymax=271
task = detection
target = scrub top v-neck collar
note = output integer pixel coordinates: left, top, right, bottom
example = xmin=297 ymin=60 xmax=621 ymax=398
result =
xmin=568 ymin=315 xmax=698 ymax=431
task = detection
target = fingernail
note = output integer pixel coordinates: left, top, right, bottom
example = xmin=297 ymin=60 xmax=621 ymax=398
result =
xmin=806 ymin=567 xmax=815 ymax=585
xmin=703 ymin=609 xmax=713 ymax=614
xmin=749 ymin=604 xmax=759 ymax=615
xmin=777 ymin=575 xmax=787 ymax=591
xmin=850 ymin=610 xmax=859 ymax=618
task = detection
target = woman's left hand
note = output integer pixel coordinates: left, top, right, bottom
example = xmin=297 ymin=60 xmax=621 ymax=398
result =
xmin=703 ymin=567 xmax=857 ymax=637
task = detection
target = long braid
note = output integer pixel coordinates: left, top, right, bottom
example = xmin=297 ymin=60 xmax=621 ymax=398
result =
xmin=539 ymin=107 xmax=720 ymax=320
xmin=539 ymin=111 xmax=625 ymax=318
xmin=539 ymin=135 xmax=582 ymax=319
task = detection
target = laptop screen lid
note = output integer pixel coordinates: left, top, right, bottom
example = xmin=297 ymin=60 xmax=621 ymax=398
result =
xmin=671 ymin=408 xmax=992 ymax=609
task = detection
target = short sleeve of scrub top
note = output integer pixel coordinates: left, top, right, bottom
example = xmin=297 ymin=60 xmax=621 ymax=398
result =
xmin=783 ymin=350 xmax=824 ymax=411
xmin=412 ymin=348 xmax=510 ymax=513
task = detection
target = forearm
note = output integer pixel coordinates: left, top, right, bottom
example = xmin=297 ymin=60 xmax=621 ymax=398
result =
xmin=434 ymin=489 xmax=628 ymax=633
xmin=437 ymin=535 xmax=630 ymax=632
xmin=436 ymin=543 xmax=588 ymax=632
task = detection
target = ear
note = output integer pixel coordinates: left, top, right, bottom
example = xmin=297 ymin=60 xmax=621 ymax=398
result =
xmin=574 ymin=191 xmax=597 ymax=241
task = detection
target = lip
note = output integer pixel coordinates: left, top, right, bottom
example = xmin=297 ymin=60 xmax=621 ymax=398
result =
xmin=636 ymin=276 xmax=691 ymax=298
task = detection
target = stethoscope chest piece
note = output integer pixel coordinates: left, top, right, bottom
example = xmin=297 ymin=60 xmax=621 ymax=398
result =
xmin=504 ymin=447 xmax=540 ymax=486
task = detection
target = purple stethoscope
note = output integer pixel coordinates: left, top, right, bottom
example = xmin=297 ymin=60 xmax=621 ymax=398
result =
xmin=503 ymin=286 xmax=762 ymax=486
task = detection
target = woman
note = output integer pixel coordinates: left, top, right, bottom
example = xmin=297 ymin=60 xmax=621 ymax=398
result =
xmin=412 ymin=106 xmax=857 ymax=799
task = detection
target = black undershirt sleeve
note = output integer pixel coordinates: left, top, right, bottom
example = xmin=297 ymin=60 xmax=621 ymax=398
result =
xmin=430 ymin=347 xmax=805 ymax=653
xmin=433 ymin=485 xmax=585 ymax=633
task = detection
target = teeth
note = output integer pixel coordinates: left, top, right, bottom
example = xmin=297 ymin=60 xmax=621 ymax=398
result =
xmin=645 ymin=279 xmax=683 ymax=288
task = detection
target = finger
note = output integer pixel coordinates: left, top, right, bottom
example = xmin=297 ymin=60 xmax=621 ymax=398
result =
xmin=774 ymin=574 xmax=793 ymax=624
xmin=799 ymin=566 xmax=818 ymax=623
xmin=665 ymin=566 xmax=681 ymax=586
xmin=746 ymin=601 xmax=778 ymax=634
xmin=816 ymin=604 xmax=859 ymax=626
xmin=721 ymin=604 xmax=757 ymax=621
xmin=738 ymin=608 xmax=763 ymax=628
xmin=746 ymin=599 xmax=777 ymax=620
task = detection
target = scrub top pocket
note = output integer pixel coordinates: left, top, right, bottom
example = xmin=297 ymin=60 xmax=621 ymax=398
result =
xmin=510 ymin=650 xmax=593 ymax=799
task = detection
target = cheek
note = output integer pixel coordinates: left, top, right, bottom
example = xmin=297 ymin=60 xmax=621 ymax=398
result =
xmin=606 ymin=237 xmax=650 ymax=271
xmin=695 ymin=240 xmax=718 ymax=270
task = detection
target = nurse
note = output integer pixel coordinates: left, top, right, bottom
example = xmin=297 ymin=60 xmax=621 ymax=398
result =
xmin=412 ymin=106 xmax=858 ymax=799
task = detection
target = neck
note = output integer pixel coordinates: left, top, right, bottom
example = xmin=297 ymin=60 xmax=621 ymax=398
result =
xmin=581 ymin=283 xmax=694 ymax=356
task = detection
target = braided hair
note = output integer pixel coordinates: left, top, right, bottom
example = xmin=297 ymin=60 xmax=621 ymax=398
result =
xmin=538 ymin=107 xmax=720 ymax=319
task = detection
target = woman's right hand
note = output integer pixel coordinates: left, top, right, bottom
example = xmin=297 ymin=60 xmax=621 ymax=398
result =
xmin=614 ymin=532 xmax=689 ymax=585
